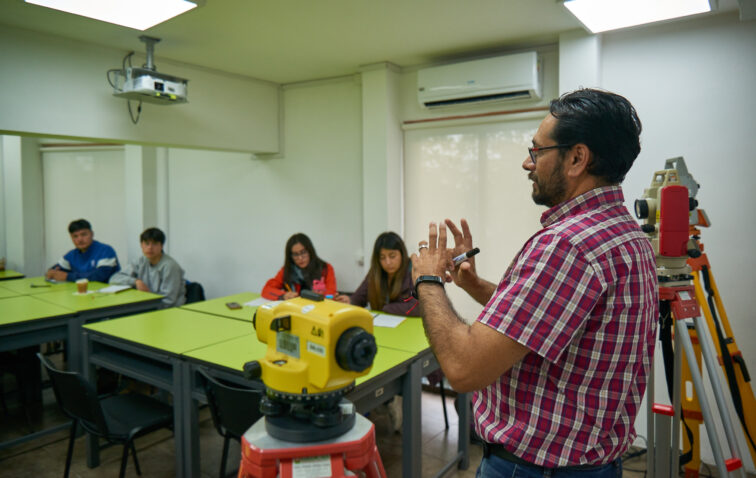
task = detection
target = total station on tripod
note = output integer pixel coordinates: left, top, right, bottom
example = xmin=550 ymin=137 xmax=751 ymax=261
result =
xmin=243 ymin=289 xmax=377 ymax=442
xmin=634 ymin=157 xmax=709 ymax=283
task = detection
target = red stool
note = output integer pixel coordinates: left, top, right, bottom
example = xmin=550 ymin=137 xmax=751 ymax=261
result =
xmin=238 ymin=414 xmax=386 ymax=478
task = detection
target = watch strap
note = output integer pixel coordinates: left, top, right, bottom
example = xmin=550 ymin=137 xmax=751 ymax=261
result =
xmin=413 ymin=275 xmax=444 ymax=299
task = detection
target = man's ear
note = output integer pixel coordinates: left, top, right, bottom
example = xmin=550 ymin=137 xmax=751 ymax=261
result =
xmin=564 ymin=143 xmax=591 ymax=178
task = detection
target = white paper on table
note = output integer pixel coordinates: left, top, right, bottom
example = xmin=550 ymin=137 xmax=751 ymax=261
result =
xmin=97 ymin=284 xmax=131 ymax=294
xmin=243 ymin=297 xmax=278 ymax=307
xmin=372 ymin=312 xmax=406 ymax=328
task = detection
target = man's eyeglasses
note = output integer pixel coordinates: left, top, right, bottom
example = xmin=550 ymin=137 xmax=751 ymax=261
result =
xmin=528 ymin=144 xmax=572 ymax=165
xmin=291 ymin=250 xmax=309 ymax=258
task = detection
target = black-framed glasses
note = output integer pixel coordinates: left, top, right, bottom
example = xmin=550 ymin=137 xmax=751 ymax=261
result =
xmin=528 ymin=144 xmax=572 ymax=165
xmin=291 ymin=250 xmax=309 ymax=258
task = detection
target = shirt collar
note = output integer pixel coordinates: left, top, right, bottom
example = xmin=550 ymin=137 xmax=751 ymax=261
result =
xmin=540 ymin=185 xmax=625 ymax=227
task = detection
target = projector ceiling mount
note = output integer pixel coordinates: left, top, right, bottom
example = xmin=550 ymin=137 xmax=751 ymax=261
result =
xmin=107 ymin=35 xmax=189 ymax=124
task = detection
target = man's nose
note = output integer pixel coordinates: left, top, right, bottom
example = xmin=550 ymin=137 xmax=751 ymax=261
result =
xmin=522 ymin=155 xmax=535 ymax=171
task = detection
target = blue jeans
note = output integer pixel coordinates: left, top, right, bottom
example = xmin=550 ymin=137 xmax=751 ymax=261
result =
xmin=475 ymin=454 xmax=622 ymax=478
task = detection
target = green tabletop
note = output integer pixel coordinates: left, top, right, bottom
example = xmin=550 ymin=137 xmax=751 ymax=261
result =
xmin=183 ymin=332 xmax=267 ymax=371
xmin=181 ymin=292 xmax=262 ymax=322
xmin=0 ymin=286 xmax=21 ymax=299
xmin=0 ymin=269 xmax=24 ymax=281
xmin=372 ymin=316 xmax=430 ymax=354
xmin=33 ymin=287 xmax=161 ymax=312
xmin=184 ymin=332 xmax=415 ymax=387
xmin=0 ymin=276 xmax=104 ymax=295
xmin=356 ymin=347 xmax=416 ymax=385
xmin=84 ymin=308 xmax=253 ymax=355
xmin=0 ymin=295 xmax=74 ymax=327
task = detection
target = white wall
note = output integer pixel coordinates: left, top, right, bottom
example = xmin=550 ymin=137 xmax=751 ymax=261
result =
xmin=41 ymin=146 xmax=130 ymax=268
xmin=166 ymin=77 xmax=364 ymax=298
xmin=1 ymin=136 xmax=45 ymax=275
xmin=0 ymin=26 xmax=280 ymax=154
xmin=600 ymin=11 xmax=756 ymax=466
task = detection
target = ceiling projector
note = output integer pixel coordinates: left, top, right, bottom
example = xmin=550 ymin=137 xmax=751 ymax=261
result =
xmin=113 ymin=67 xmax=188 ymax=104
xmin=109 ymin=36 xmax=188 ymax=105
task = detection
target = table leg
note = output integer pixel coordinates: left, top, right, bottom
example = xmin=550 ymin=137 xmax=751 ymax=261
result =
xmin=402 ymin=358 xmax=422 ymax=478
xmin=68 ymin=317 xmax=84 ymax=372
xmin=82 ymin=332 xmax=99 ymax=468
xmin=457 ymin=392 xmax=470 ymax=470
xmin=174 ymin=359 xmax=199 ymax=477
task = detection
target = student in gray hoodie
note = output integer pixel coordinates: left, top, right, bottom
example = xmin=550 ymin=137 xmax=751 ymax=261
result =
xmin=110 ymin=227 xmax=186 ymax=308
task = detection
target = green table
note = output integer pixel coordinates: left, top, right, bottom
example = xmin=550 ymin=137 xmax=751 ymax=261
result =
xmin=180 ymin=292 xmax=262 ymax=322
xmin=372 ymin=316 xmax=430 ymax=354
xmin=83 ymin=309 xmax=253 ymax=476
xmin=0 ymin=282 xmax=162 ymax=452
xmin=0 ymin=286 xmax=21 ymax=299
xmin=0 ymin=276 xmax=97 ymax=295
xmin=0 ymin=295 xmax=77 ymax=449
xmin=184 ymin=316 xmax=461 ymax=478
xmin=0 ymin=269 xmax=24 ymax=281
xmin=82 ymin=305 xmax=469 ymax=478
xmin=183 ymin=333 xmax=415 ymax=387
xmin=0 ymin=296 xmax=75 ymax=345
xmin=84 ymin=308 xmax=252 ymax=355
xmin=34 ymin=286 xmax=162 ymax=373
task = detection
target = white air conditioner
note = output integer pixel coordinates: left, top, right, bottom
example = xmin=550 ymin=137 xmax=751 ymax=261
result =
xmin=417 ymin=52 xmax=541 ymax=109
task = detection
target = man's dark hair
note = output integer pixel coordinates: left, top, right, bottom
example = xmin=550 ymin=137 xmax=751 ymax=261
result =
xmin=140 ymin=227 xmax=166 ymax=245
xmin=68 ymin=219 xmax=92 ymax=234
xmin=549 ymin=88 xmax=642 ymax=184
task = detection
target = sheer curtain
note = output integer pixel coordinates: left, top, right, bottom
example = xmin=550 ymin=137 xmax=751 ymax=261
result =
xmin=403 ymin=115 xmax=546 ymax=320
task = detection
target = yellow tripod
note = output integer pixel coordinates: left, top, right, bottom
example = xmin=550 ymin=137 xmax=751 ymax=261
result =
xmin=680 ymin=233 xmax=756 ymax=475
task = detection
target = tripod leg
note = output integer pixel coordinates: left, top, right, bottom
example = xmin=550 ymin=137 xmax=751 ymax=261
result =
xmin=693 ymin=315 xmax=745 ymax=470
xmin=647 ymin=360 xmax=655 ymax=477
xmin=681 ymin=326 xmax=704 ymax=478
xmin=676 ymin=319 xmax=738 ymax=478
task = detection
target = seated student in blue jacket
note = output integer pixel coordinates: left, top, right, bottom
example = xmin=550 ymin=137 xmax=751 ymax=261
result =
xmin=46 ymin=219 xmax=121 ymax=283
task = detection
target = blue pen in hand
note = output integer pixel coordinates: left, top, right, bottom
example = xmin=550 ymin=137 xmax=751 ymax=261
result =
xmin=452 ymin=247 xmax=480 ymax=267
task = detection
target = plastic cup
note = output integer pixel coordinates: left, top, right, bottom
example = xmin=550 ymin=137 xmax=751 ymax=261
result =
xmin=76 ymin=279 xmax=89 ymax=294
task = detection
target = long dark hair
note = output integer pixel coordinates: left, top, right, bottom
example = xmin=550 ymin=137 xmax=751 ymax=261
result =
xmin=282 ymin=233 xmax=327 ymax=290
xmin=367 ymin=232 xmax=409 ymax=310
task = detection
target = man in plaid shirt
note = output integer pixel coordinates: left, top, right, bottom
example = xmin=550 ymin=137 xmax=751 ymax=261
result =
xmin=411 ymin=89 xmax=658 ymax=477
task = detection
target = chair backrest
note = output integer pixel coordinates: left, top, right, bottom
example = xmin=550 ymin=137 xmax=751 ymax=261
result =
xmin=185 ymin=281 xmax=205 ymax=304
xmin=37 ymin=353 xmax=109 ymax=436
xmin=198 ymin=368 xmax=263 ymax=439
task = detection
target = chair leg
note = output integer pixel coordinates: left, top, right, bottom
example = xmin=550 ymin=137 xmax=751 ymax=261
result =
xmin=131 ymin=441 xmax=142 ymax=475
xmin=119 ymin=443 xmax=130 ymax=478
xmin=220 ymin=436 xmax=230 ymax=478
xmin=439 ymin=379 xmax=449 ymax=430
xmin=64 ymin=421 xmax=77 ymax=478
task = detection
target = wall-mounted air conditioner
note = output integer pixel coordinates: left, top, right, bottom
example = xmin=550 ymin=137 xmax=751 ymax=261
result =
xmin=417 ymin=51 xmax=541 ymax=109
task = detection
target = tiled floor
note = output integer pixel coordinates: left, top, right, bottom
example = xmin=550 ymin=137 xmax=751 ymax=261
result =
xmin=0 ymin=374 xmax=697 ymax=478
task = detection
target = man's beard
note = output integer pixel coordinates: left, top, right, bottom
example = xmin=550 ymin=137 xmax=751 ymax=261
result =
xmin=530 ymin=165 xmax=566 ymax=208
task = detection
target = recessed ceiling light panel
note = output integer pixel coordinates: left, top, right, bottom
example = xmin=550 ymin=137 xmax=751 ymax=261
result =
xmin=25 ymin=0 xmax=198 ymax=31
xmin=564 ymin=0 xmax=714 ymax=33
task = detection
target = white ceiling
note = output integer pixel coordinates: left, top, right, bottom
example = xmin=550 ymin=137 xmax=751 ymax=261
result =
xmin=0 ymin=0 xmax=743 ymax=84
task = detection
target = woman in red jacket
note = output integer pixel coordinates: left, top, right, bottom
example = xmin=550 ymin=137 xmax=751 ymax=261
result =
xmin=262 ymin=233 xmax=337 ymax=300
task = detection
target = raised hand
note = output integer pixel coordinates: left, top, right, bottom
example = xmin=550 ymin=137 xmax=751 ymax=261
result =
xmin=445 ymin=218 xmax=478 ymax=288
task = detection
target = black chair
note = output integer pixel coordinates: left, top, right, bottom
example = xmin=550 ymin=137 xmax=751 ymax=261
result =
xmin=199 ymin=368 xmax=263 ymax=478
xmin=37 ymin=353 xmax=173 ymax=478
xmin=185 ymin=281 xmax=205 ymax=304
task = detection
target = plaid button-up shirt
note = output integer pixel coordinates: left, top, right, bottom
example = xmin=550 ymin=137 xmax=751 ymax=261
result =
xmin=473 ymin=186 xmax=658 ymax=467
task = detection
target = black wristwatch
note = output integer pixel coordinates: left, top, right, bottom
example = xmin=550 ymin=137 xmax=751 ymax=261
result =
xmin=412 ymin=275 xmax=444 ymax=299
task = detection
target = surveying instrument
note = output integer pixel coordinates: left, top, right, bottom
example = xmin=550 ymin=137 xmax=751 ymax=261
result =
xmin=239 ymin=291 xmax=386 ymax=477
xmin=636 ymin=157 xmax=756 ymax=478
